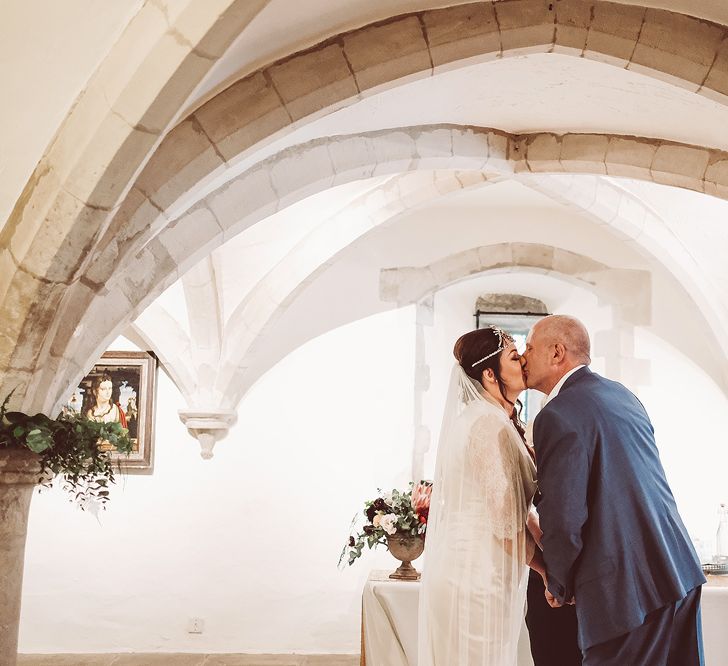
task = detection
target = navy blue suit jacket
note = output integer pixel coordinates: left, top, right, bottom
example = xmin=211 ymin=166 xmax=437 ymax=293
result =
xmin=533 ymin=366 xmax=705 ymax=649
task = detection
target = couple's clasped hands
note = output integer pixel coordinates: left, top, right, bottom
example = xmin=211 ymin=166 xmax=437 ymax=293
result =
xmin=527 ymin=511 xmax=575 ymax=609
xmin=544 ymin=587 xmax=575 ymax=609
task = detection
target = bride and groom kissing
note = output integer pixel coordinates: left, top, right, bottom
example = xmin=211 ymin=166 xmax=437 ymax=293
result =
xmin=418 ymin=315 xmax=705 ymax=666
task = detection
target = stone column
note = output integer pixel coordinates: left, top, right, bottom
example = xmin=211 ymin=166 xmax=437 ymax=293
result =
xmin=0 ymin=448 xmax=40 ymax=666
xmin=412 ymin=298 xmax=433 ymax=482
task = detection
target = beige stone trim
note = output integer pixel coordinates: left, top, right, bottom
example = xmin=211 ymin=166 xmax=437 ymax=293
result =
xmin=379 ymin=242 xmax=650 ymax=325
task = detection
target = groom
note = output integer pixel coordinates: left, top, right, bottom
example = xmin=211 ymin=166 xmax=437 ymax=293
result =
xmin=521 ymin=315 xmax=706 ymax=665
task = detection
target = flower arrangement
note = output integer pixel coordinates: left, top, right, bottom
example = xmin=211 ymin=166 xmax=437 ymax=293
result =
xmin=340 ymin=480 xmax=433 ymax=566
xmin=0 ymin=391 xmax=133 ymax=510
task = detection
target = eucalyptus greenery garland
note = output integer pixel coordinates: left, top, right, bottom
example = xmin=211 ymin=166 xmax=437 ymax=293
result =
xmin=0 ymin=392 xmax=133 ymax=509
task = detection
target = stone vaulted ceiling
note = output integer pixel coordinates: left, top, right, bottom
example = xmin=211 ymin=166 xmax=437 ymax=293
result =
xmin=2 ymin=0 xmax=728 ymax=423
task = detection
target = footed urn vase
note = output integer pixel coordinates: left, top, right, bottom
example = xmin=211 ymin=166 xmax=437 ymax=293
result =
xmin=386 ymin=533 xmax=425 ymax=580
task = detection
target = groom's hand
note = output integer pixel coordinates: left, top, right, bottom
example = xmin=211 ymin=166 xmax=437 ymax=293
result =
xmin=544 ymin=589 xmax=563 ymax=608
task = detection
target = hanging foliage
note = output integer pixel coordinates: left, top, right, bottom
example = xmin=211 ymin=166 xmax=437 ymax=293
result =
xmin=0 ymin=392 xmax=133 ymax=509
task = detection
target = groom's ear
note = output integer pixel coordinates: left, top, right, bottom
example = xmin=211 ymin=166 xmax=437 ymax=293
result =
xmin=552 ymin=342 xmax=567 ymax=364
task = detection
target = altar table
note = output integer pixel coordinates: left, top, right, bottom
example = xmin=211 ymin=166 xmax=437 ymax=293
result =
xmin=361 ymin=571 xmax=728 ymax=666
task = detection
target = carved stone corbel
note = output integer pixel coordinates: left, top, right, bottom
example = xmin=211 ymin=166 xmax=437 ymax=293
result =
xmin=178 ymin=409 xmax=237 ymax=460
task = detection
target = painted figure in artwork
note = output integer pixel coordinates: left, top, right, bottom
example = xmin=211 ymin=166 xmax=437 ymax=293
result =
xmin=84 ymin=373 xmax=128 ymax=428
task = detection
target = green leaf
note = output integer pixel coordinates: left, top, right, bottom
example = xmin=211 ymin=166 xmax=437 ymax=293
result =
xmin=4 ymin=411 xmax=27 ymax=424
xmin=25 ymin=430 xmax=52 ymax=453
xmin=0 ymin=397 xmax=135 ymax=509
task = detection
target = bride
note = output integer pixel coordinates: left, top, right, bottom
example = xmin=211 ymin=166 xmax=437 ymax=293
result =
xmin=419 ymin=326 xmax=545 ymax=665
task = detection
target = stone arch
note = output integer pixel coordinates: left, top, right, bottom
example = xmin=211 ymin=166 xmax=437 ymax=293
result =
xmin=517 ymin=173 xmax=728 ymax=360
xmin=380 ymin=242 xmax=654 ymax=387
xmin=128 ymin=305 xmax=197 ymax=404
xmin=0 ymin=0 xmax=270 ymax=402
xmin=27 ymin=125 xmax=728 ymax=413
xmin=379 ymin=242 xmax=650 ymax=321
xmin=214 ymin=171 xmax=496 ymax=407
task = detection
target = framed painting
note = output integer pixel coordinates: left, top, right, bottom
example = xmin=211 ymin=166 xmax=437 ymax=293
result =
xmin=62 ymin=351 xmax=157 ymax=471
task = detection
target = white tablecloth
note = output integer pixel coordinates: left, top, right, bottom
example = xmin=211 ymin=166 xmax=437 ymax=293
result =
xmin=702 ymin=577 xmax=728 ymax=665
xmin=361 ymin=570 xmax=532 ymax=666
xmin=361 ymin=571 xmax=728 ymax=666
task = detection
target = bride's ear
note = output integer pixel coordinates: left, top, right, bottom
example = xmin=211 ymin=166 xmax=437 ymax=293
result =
xmin=481 ymin=368 xmax=496 ymax=384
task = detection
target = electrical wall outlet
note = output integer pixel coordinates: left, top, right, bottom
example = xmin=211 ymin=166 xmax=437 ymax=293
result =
xmin=186 ymin=617 xmax=204 ymax=634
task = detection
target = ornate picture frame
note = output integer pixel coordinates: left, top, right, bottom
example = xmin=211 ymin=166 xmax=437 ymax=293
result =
xmin=63 ymin=351 xmax=157 ymax=472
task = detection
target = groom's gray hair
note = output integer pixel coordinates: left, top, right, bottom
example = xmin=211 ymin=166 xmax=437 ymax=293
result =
xmin=537 ymin=315 xmax=591 ymax=364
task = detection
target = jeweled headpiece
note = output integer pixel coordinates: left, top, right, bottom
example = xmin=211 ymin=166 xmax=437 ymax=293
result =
xmin=471 ymin=326 xmax=507 ymax=367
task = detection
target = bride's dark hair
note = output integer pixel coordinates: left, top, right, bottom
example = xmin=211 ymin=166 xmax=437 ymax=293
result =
xmin=454 ymin=327 xmax=526 ymax=440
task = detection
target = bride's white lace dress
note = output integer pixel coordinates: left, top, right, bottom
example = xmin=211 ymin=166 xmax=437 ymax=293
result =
xmin=419 ymin=368 xmax=537 ymax=666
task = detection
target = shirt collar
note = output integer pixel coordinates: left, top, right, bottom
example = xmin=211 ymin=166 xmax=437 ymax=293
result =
xmin=542 ymin=365 xmax=586 ymax=407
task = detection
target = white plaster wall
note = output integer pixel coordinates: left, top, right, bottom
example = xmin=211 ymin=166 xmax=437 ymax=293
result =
xmin=615 ymin=179 xmax=728 ymax=299
xmin=634 ymin=329 xmax=728 ymax=560
xmin=19 ymin=307 xmax=416 ymax=654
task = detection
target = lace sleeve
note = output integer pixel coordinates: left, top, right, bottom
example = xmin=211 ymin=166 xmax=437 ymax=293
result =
xmin=466 ymin=414 xmax=524 ymax=540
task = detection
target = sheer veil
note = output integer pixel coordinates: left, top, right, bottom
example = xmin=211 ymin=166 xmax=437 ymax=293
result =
xmin=425 ymin=364 xmax=488 ymax=549
xmin=418 ymin=365 xmax=535 ymax=665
